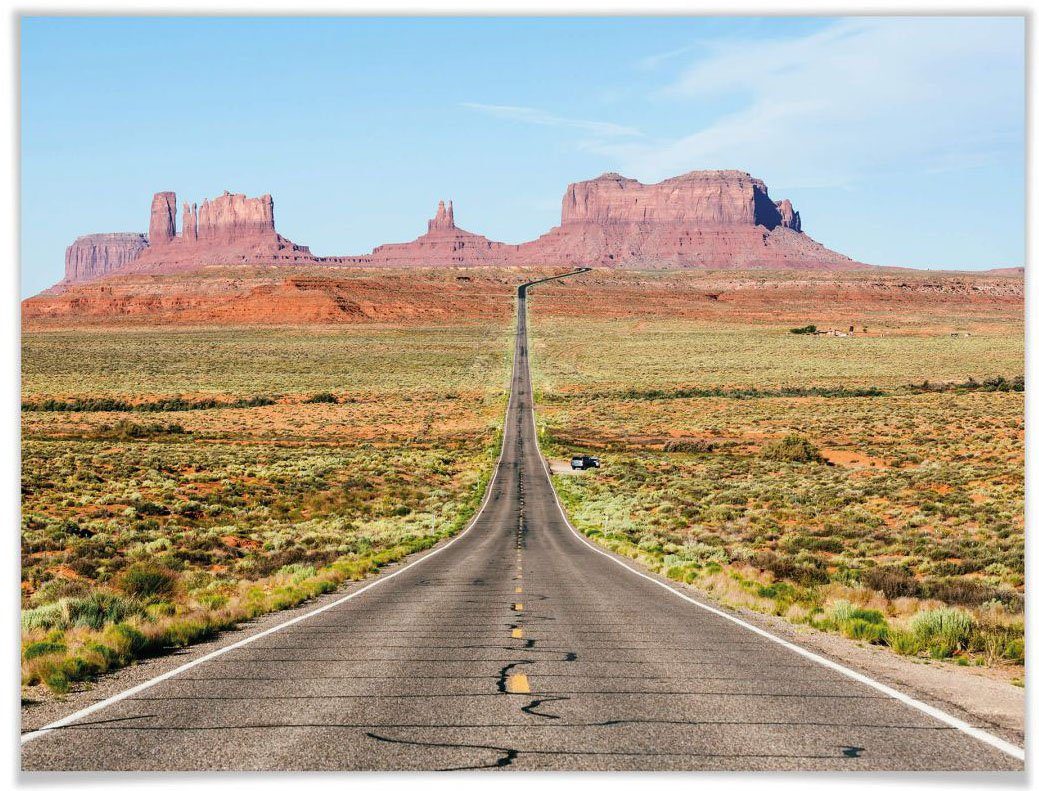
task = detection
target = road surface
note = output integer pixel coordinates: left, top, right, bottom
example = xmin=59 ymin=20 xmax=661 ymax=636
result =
xmin=22 ymin=271 xmax=1023 ymax=771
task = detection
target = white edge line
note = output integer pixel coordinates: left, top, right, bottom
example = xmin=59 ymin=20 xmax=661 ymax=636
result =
xmin=20 ymin=297 xmax=525 ymax=747
xmin=522 ymin=278 xmax=1026 ymax=765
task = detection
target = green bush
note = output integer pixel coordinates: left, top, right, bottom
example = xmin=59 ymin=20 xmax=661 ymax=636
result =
xmin=789 ymin=325 xmax=817 ymax=335
xmin=886 ymin=629 xmax=924 ymax=656
xmin=821 ymin=599 xmax=889 ymax=644
xmin=115 ymin=563 xmax=181 ymax=601
xmin=23 ymin=640 xmax=66 ymax=661
xmin=304 ymin=392 xmax=339 ymax=404
xmin=66 ymin=592 xmax=142 ymax=629
xmin=909 ymin=607 xmax=975 ymax=658
xmin=21 ymin=602 xmax=66 ymax=631
xmin=760 ymin=434 xmax=824 ymax=463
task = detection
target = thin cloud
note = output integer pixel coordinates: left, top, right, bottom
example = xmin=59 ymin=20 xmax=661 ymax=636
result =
xmin=600 ymin=17 xmax=1024 ymax=188
xmin=462 ymin=102 xmax=642 ymax=138
xmin=634 ymin=44 xmax=696 ymax=71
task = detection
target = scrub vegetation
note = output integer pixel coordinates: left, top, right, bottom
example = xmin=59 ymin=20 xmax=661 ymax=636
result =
xmin=21 ymin=324 xmax=511 ymax=694
xmin=529 ymin=315 xmax=1024 ymax=675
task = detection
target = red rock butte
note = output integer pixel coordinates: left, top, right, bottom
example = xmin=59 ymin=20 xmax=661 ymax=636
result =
xmin=55 ymin=170 xmax=867 ymax=287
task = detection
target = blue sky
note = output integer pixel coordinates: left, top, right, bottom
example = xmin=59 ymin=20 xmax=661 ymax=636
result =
xmin=21 ymin=16 xmax=1025 ymax=296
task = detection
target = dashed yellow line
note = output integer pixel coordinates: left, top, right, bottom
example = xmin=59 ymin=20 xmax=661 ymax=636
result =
xmin=511 ymin=628 xmax=523 ymax=639
xmin=505 ymin=674 xmax=530 ymax=694
xmin=515 ymin=586 xmax=523 ymax=593
xmin=512 ymin=603 xmax=524 ymax=611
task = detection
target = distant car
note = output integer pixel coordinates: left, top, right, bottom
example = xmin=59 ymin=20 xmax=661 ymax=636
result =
xmin=571 ymin=455 xmax=601 ymax=470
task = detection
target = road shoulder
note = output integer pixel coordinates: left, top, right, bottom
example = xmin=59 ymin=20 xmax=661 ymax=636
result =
xmin=568 ymin=530 xmax=1025 ymax=747
xmin=20 ymin=541 xmax=446 ymax=736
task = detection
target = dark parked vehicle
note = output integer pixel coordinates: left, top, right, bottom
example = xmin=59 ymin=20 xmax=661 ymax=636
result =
xmin=571 ymin=455 xmax=601 ymax=470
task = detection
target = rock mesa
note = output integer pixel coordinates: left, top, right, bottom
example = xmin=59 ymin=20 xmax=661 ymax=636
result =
xmin=54 ymin=169 xmax=866 ymax=287
xmin=63 ymin=233 xmax=149 ymax=284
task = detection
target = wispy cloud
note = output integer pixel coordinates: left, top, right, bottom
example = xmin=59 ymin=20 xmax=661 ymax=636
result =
xmin=462 ymin=102 xmax=642 ymax=138
xmin=594 ymin=17 xmax=1024 ymax=188
xmin=634 ymin=44 xmax=696 ymax=71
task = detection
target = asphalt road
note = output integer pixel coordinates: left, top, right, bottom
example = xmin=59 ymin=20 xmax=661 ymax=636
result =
xmin=22 ymin=271 xmax=1024 ymax=771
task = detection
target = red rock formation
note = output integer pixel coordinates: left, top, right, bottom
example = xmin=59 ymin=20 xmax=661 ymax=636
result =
xmin=197 ymin=191 xmax=276 ymax=242
xmin=358 ymin=172 xmax=860 ymax=270
xmin=775 ymin=198 xmax=801 ymax=232
xmin=367 ymin=200 xmax=509 ymax=267
xmin=182 ymin=202 xmax=198 ymax=242
xmin=128 ymin=190 xmax=316 ymax=273
xmin=428 ymin=200 xmax=455 ymax=231
xmin=510 ymin=171 xmax=859 ymax=270
xmin=51 ymin=169 xmax=865 ymax=288
xmin=62 ymin=233 xmax=148 ymax=284
xmin=149 ymin=192 xmax=177 ymax=246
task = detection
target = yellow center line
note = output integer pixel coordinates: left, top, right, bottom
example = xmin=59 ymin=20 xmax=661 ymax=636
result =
xmin=513 ymin=603 xmax=524 ymax=611
xmin=505 ymin=674 xmax=531 ymax=694
xmin=511 ymin=628 xmax=523 ymax=639
xmin=515 ymin=586 xmax=523 ymax=593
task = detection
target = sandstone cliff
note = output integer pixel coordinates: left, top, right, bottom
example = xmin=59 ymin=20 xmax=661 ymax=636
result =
xmin=197 ymin=192 xmax=276 ymax=241
xmin=62 ymin=233 xmax=149 ymax=284
xmin=510 ymin=171 xmax=856 ymax=270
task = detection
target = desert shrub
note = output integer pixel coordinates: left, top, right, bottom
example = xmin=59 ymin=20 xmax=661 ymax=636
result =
xmin=923 ymin=577 xmax=1022 ymax=611
xmin=23 ymin=640 xmax=66 ymax=661
xmin=115 ymin=563 xmax=181 ymax=601
xmin=863 ymin=565 xmax=922 ymax=599
xmin=103 ymin=622 xmax=149 ymax=655
xmin=66 ymin=592 xmax=142 ymax=629
xmin=908 ymin=375 xmax=1024 ymax=394
xmin=93 ymin=420 xmax=185 ymax=440
xmin=751 ymin=550 xmax=829 ymax=586
xmin=23 ymin=395 xmax=277 ymax=413
xmin=760 ymin=435 xmax=823 ymax=463
xmin=909 ymin=607 xmax=975 ymax=658
xmin=969 ymin=623 xmax=1025 ymax=664
xmin=304 ymin=392 xmax=339 ymax=404
xmin=789 ymin=325 xmax=817 ymax=335
xmin=662 ymin=438 xmax=715 ymax=453
xmin=21 ymin=602 xmax=66 ymax=631
xmin=30 ymin=577 xmax=90 ymax=606
xmin=886 ymin=629 xmax=924 ymax=656
xmin=821 ymin=599 xmax=889 ymax=644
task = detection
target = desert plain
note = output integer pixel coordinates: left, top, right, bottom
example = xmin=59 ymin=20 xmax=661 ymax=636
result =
xmin=21 ymin=265 xmax=1024 ymax=697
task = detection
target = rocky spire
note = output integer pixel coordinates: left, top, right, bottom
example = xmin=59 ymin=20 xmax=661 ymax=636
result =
xmin=182 ymin=202 xmax=198 ymax=242
xmin=774 ymin=198 xmax=802 ymax=232
xmin=149 ymin=192 xmax=177 ymax=245
xmin=428 ymin=200 xmax=456 ymax=232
